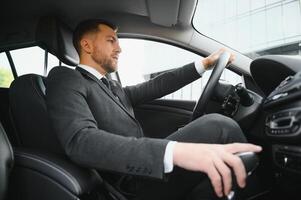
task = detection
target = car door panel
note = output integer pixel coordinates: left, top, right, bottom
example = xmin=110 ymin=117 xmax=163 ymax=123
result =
xmin=134 ymin=99 xmax=196 ymax=138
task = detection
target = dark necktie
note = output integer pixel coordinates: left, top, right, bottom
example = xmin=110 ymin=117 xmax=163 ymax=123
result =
xmin=101 ymin=77 xmax=121 ymax=101
xmin=101 ymin=78 xmax=133 ymax=115
xmin=101 ymin=77 xmax=111 ymax=90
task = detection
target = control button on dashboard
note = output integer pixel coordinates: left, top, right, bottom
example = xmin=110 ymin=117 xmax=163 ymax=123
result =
xmin=292 ymin=125 xmax=300 ymax=132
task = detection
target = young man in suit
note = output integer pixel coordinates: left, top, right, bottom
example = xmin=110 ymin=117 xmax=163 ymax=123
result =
xmin=46 ymin=19 xmax=262 ymax=200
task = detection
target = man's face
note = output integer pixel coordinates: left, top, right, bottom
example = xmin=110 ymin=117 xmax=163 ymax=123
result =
xmin=86 ymin=24 xmax=121 ymax=73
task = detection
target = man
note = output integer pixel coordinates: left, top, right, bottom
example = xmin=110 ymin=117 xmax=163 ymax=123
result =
xmin=46 ymin=19 xmax=262 ymax=200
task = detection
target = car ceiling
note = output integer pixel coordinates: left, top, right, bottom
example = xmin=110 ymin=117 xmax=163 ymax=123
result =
xmin=0 ymin=0 xmax=253 ymax=74
xmin=1 ymin=0 xmax=195 ymax=27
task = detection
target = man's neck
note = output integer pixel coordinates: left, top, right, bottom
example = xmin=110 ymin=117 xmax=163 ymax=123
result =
xmin=78 ymin=64 xmax=105 ymax=80
xmin=79 ymin=56 xmax=107 ymax=76
xmin=83 ymin=63 xmax=106 ymax=75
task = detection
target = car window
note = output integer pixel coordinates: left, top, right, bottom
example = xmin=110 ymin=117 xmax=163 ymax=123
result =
xmin=47 ymin=52 xmax=60 ymax=74
xmin=193 ymin=0 xmax=301 ymax=59
xmin=0 ymin=53 xmax=14 ymax=88
xmin=118 ymin=39 xmax=243 ymax=101
xmin=10 ymin=46 xmax=46 ymax=76
xmin=8 ymin=46 xmax=60 ymax=76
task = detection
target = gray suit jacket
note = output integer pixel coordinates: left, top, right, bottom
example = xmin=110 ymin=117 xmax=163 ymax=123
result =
xmin=46 ymin=63 xmax=200 ymax=179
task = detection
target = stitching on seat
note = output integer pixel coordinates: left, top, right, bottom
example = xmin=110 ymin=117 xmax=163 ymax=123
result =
xmin=15 ymin=152 xmax=81 ymax=194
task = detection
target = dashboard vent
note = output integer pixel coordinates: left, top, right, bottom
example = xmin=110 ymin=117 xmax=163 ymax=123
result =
xmin=264 ymin=71 xmax=301 ymax=106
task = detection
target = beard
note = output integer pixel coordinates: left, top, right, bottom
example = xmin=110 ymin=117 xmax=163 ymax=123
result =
xmin=91 ymin=52 xmax=117 ymax=73
xmin=100 ymin=57 xmax=116 ymax=73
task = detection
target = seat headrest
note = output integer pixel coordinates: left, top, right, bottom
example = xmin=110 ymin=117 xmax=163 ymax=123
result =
xmin=36 ymin=17 xmax=79 ymax=66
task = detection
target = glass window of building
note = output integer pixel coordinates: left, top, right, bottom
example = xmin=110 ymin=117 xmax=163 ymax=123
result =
xmin=193 ymin=0 xmax=301 ymax=58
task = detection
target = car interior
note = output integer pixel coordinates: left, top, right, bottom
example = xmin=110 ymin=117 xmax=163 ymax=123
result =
xmin=1 ymin=0 xmax=301 ymax=200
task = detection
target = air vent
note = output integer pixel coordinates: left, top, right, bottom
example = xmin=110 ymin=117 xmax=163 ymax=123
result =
xmin=264 ymin=71 xmax=301 ymax=106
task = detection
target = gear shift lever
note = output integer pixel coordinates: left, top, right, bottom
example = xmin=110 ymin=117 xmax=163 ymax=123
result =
xmin=186 ymin=152 xmax=259 ymax=200
xmin=226 ymin=152 xmax=259 ymax=200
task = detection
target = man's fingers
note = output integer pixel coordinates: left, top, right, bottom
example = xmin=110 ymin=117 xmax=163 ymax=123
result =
xmin=207 ymin=165 xmax=223 ymax=198
xmin=228 ymin=54 xmax=235 ymax=64
xmin=225 ymin=143 xmax=262 ymax=154
xmin=213 ymin=155 xmax=232 ymax=196
xmin=230 ymin=54 xmax=235 ymax=62
xmin=223 ymin=153 xmax=247 ymax=188
xmin=216 ymin=48 xmax=235 ymax=65
xmin=217 ymin=48 xmax=226 ymax=54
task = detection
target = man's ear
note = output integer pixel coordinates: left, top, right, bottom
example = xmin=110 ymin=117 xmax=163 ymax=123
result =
xmin=80 ymin=38 xmax=93 ymax=54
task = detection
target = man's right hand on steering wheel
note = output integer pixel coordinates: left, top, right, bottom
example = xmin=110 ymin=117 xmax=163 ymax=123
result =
xmin=191 ymin=49 xmax=236 ymax=121
xmin=200 ymin=48 xmax=235 ymax=71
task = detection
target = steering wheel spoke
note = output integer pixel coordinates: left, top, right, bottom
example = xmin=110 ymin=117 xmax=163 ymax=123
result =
xmin=191 ymin=52 xmax=231 ymax=121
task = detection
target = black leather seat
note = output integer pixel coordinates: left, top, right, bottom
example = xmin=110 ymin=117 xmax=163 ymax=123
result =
xmin=0 ymin=122 xmax=14 ymax=200
xmin=9 ymin=73 xmax=105 ymax=200
xmin=9 ymin=148 xmax=103 ymax=200
xmin=9 ymin=74 xmax=64 ymax=153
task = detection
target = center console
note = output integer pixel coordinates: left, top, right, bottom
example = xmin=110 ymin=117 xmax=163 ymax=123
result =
xmin=264 ymin=71 xmax=301 ymax=175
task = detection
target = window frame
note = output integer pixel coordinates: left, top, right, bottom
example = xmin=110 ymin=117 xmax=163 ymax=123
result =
xmin=0 ymin=43 xmax=61 ymax=79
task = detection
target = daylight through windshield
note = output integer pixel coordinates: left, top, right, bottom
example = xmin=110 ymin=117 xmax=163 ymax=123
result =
xmin=193 ymin=0 xmax=301 ymax=59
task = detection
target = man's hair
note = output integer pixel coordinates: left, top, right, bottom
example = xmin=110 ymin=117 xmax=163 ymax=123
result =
xmin=72 ymin=19 xmax=117 ymax=55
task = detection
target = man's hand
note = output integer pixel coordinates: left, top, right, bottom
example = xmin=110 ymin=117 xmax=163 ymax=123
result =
xmin=173 ymin=142 xmax=262 ymax=197
xmin=202 ymin=48 xmax=235 ymax=70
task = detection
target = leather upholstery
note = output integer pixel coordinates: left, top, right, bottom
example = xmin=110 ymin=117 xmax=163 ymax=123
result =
xmin=9 ymin=73 xmax=106 ymax=199
xmin=9 ymin=74 xmax=64 ymax=154
xmin=0 ymin=122 xmax=14 ymax=200
xmin=13 ymin=148 xmax=102 ymax=196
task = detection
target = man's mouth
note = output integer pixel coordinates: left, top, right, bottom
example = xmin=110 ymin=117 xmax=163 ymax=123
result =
xmin=112 ymin=55 xmax=119 ymax=61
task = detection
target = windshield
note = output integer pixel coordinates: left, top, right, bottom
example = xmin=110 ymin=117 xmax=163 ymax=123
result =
xmin=193 ymin=0 xmax=301 ymax=59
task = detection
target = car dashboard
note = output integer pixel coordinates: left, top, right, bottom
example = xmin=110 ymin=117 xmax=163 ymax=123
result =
xmin=251 ymin=55 xmax=301 ymax=175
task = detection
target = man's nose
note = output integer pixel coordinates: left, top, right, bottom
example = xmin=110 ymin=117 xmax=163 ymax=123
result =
xmin=115 ymin=43 xmax=122 ymax=53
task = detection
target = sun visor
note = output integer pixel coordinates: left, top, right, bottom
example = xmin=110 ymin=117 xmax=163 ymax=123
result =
xmin=147 ymin=0 xmax=180 ymax=27
xmin=36 ymin=17 xmax=79 ymax=66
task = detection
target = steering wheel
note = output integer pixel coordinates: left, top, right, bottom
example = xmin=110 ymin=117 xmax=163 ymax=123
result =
xmin=191 ymin=52 xmax=231 ymax=121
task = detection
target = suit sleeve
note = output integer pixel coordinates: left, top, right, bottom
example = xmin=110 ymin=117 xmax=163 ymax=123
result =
xmin=124 ymin=62 xmax=201 ymax=106
xmin=46 ymin=67 xmax=169 ymax=179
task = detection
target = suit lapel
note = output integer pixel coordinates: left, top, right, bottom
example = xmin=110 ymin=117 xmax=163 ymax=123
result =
xmin=76 ymin=67 xmax=135 ymax=119
xmin=109 ymin=82 xmax=135 ymax=116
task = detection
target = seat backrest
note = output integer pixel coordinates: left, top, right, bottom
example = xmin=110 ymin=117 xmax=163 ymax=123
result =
xmin=9 ymin=74 xmax=64 ymax=154
xmin=0 ymin=121 xmax=14 ymax=200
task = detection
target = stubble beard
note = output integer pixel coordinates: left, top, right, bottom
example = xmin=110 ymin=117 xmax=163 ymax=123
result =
xmin=102 ymin=58 xmax=116 ymax=73
xmin=92 ymin=53 xmax=117 ymax=74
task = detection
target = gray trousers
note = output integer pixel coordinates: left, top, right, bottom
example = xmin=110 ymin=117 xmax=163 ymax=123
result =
xmin=136 ymin=113 xmax=247 ymax=200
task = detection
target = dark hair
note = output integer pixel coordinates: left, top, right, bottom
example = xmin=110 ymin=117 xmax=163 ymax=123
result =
xmin=72 ymin=19 xmax=117 ymax=55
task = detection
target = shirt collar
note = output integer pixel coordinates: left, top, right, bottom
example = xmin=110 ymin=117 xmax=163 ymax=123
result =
xmin=78 ymin=64 xmax=104 ymax=80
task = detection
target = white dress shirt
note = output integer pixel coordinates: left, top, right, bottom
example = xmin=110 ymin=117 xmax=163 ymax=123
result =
xmin=78 ymin=61 xmax=207 ymax=173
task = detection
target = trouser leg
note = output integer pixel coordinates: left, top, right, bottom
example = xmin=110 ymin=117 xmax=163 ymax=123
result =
xmin=136 ymin=114 xmax=247 ymax=200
